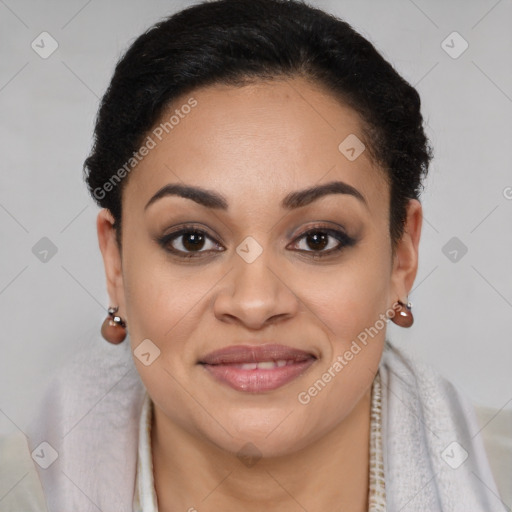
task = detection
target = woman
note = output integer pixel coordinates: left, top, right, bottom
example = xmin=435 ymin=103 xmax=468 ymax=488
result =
xmin=2 ymin=0 xmax=507 ymax=510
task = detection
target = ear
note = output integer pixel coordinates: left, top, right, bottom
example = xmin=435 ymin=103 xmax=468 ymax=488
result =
xmin=97 ymin=208 xmax=125 ymax=310
xmin=389 ymin=199 xmax=423 ymax=304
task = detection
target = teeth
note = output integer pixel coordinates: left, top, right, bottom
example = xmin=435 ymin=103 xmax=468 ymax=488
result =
xmin=257 ymin=361 xmax=277 ymax=370
xmin=240 ymin=363 xmax=258 ymax=370
xmin=238 ymin=360 xmax=289 ymax=370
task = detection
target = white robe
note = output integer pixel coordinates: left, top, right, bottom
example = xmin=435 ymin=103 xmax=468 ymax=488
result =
xmin=0 ymin=336 xmax=508 ymax=511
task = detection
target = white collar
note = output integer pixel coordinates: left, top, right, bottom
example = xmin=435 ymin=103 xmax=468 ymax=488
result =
xmin=133 ymin=391 xmax=158 ymax=511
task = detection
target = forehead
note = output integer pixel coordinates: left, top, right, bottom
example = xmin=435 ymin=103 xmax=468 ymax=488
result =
xmin=123 ymin=76 xmax=388 ymax=216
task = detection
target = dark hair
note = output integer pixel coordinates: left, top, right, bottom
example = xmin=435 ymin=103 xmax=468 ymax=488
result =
xmin=83 ymin=0 xmax=433 ymax=251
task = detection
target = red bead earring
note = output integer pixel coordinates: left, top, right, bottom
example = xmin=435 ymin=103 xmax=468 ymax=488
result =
xmin=101 ymin=306 xmax=127 ymax=344
xmin=391 ymin=300 xmax=414 ymax=328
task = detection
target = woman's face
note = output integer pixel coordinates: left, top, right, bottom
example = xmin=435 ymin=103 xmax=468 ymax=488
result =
xmin=98 ymin=76 xmax=422 ymax=457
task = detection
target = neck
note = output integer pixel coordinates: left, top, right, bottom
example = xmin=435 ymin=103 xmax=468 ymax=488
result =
xmin=151 ymin=386 xmax=372 ymax=512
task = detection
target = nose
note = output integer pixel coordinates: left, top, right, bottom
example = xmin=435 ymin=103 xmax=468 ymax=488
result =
xmin=212 ymin=244 xmax=300 ymax=330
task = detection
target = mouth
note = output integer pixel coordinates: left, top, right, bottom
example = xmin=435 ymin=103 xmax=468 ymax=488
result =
xmin=198 ymin=344 xmax=317 ymax=393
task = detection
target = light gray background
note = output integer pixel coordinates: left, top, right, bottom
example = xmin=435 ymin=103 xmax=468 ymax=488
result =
xmin=1 ymin=0 xmax=511 ymax=437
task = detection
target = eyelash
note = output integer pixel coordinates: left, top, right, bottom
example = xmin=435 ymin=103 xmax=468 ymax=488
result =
xmin=156 ymin=223 xmax=356 ymax=260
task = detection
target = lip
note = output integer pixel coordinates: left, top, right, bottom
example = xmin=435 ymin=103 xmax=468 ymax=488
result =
xmin=198 ymin=343 xmax=317 ymax=392
xmin=199 ymin=343 xmax=316 ymax=365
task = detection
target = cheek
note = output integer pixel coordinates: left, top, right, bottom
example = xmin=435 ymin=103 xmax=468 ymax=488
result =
xmin=122 ymin=239 xmax=218 ymax=371
xmin=122 ymin=226 xmax=183 ymax=320
xmin=298 ymin=249 xmax=391 ymax=342
xmin=125 ymin=265 xmax=203 ymax=345
xmin=294 ymin=255 xmax=389 ymax=433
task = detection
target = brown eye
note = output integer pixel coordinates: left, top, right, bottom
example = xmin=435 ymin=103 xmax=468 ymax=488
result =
xmin=303 ymin=232 xmax=329 ymax=251
xmin=157 ymin=227 xmax=224 ymax=257
xmin=181 ymin=231 xmax=206 ymax=251
xmin=289 ymin=227 xmax=356 ymax=257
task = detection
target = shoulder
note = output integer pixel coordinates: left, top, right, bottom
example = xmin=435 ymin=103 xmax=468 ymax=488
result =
xmin=380 ymin=340 xmax=512 ymax=507
xmin=0 ymin=431 xmax=49 ymax=511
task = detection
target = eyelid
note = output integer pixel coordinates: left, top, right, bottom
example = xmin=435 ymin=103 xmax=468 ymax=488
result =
xmin=287 ymin=221 xmax=352 ymax=244
xmin=161 ymin=223 xmax=223 ymax=244
xmin=287 ymin=223 xmax=356 ymax=252
xmin=157 ymin=221 xmax=356 ymax=258
xmin=155 ymin=224 xmax=224 ymax=257
xmin=289 ymin=221 xmax=349 ymax=238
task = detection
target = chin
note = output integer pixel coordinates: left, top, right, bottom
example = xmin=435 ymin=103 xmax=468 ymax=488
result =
xmin=217 ymin=433 xmax=309 ymax=461
xmin=201 ymin=411 xmax=315 ymax=460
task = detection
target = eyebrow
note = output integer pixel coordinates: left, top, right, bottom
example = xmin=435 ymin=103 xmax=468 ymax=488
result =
xmin=144 ymin=180 xmax=367 ymax=211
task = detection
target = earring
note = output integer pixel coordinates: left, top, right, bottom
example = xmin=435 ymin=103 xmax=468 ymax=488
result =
xmin=391 ymin=299 xmax=414 ymax=328
xmin=101 ymin=306 xmax=127 ymax=344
